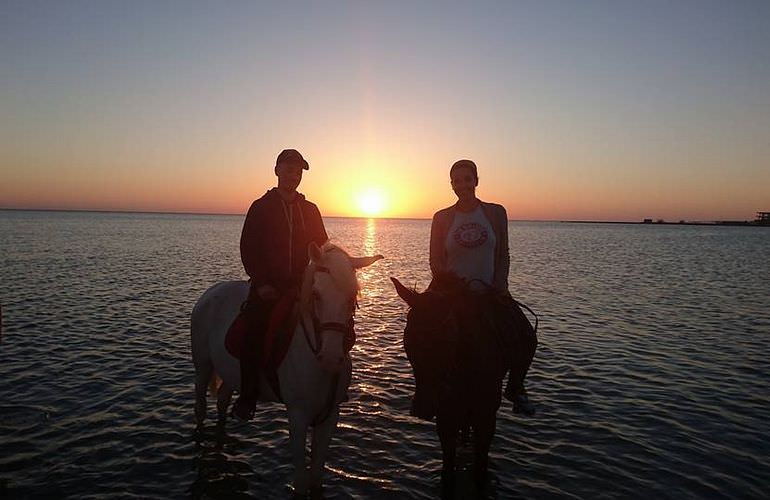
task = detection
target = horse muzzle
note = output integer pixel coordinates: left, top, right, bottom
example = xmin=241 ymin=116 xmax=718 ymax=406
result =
xmin=314 ymin=321 xmax=349 ymax=372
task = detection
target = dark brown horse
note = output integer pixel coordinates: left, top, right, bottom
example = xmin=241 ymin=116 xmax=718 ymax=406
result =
xmin=392 ymin=275 xmax=513 ymax=498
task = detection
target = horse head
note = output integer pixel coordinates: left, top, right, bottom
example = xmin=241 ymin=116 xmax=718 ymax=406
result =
xmin=391 ymin=275 xmax=465 ymax=369
xmin=304 ymin=241 xmax=383 ymax=372
xmin=391 ymin=273 xmax=466 ymax=334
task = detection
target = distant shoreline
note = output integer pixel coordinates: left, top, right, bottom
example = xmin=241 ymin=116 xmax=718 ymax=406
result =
xmin=1 ymin=208 xmax=767 ymax=226
xmin=561 ymin=220 xmax=769 ymax=227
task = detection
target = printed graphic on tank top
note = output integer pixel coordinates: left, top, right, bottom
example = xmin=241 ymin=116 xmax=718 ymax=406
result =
xmin=445 ymin=206 xmax=496 ymax=290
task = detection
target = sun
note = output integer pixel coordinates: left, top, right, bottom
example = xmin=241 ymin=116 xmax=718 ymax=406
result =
xmin=355 ymin=188 xmax=387 ymax=217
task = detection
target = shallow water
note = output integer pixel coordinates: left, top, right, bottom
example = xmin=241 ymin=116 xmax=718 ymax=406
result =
xmin=1 ymin=211 xmax=769 ymax=498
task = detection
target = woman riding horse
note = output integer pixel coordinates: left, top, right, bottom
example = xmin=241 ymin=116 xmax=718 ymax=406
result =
xmin=394 ymin=158 xmax=538 ymax=498
xmin=429 ymin=159 xmax=537 ymax=415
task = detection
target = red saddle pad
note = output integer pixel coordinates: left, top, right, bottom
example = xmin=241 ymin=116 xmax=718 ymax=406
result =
xmin=224 ymin=291 xmax=297 ymax=366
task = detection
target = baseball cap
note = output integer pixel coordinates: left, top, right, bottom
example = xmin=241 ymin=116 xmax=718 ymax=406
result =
xmin=276 ymin=149 xmax=309 ymax=170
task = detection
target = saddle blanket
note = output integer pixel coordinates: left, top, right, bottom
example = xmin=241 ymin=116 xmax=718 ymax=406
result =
xmin=224 ymin=291 xmax=297 ymax=368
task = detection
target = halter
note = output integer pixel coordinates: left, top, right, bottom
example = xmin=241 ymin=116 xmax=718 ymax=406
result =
xmin=300 ymin=264 xmax=357 ymax=356
xmin=298 ymin=258 xmax=358 ymax=427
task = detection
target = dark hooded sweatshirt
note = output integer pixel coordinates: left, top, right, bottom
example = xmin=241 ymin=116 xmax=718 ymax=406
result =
xmin=240 ymin=188 xmax=328 ymax=294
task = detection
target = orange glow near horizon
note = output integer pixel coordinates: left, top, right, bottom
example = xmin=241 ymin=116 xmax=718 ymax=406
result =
xmin=3 ymin=167 xmax=767 ymax=222
xmin=300 ymin=151 xmax=452 ymax=219
xmin=2 ymin=146 xmax=768 ymax=222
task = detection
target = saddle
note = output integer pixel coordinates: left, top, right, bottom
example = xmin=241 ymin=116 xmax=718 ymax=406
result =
xmin=224 ymin=291 xmax=298 ymax=401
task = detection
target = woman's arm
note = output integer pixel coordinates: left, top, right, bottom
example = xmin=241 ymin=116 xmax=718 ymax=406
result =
xmin=429 ymin=211 xmax=443 ymax=277
xmin=497 ymin=205 xmax=510 ymax=291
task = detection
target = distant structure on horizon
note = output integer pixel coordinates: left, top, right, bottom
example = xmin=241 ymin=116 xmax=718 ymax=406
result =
xmin=638 ymin=212 xmax=770 ymax=226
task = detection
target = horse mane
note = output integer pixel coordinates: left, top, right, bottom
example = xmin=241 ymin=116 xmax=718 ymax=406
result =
xmin=426 ymin=271 xmax=468 ymax=295
xmin=320 ymin=242 xmax=360 ymax=298
xmin=298 ymin=241 xmax=361 ymax=314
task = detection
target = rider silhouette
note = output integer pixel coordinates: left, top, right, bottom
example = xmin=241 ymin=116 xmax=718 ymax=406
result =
xmin=232 ymin=149 xmax=328 ymax=421
xmin=428 ymin=159 xmax=537 ymax=416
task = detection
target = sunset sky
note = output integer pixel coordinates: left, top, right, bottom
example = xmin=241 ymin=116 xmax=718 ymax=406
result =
xmin=2 ymin=1 xmax=768 ymax=221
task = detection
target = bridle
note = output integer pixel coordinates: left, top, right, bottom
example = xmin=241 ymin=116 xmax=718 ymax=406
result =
xmin=300 ymin=264 xmax=357 ymax=356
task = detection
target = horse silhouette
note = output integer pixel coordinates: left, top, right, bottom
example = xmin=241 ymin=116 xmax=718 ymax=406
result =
xmin=192 ymin=242 xmax=381 ymax=498
xmin=392 ymin=274 xmax=512 ymax=499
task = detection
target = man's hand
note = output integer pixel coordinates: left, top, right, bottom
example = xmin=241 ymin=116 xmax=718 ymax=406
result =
xmin=256 ymin=284 xmax=280 ymax=300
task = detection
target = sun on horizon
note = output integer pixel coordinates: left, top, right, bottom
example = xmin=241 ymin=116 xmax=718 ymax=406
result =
xmin=354 ymin=187 xmax=388 ymax=217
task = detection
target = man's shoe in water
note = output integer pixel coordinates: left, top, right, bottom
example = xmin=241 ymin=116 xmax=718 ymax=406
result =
xmin=513 ymin=392 xmax=536 ymax=416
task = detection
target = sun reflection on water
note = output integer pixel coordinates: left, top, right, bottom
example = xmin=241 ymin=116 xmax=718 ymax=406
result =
xmin=364 ymin=218 xmax=376 ymax=255
xmin=358 ymin=218 xmax=379 ymax=295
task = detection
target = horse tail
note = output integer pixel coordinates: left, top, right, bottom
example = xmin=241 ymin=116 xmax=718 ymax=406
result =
xmin=208 ymin=371 xmax=222 ymax=398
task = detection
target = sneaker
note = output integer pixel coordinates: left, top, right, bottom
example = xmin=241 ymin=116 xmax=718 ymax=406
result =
xmin=512 ymin=392 xmax=536 ymax=416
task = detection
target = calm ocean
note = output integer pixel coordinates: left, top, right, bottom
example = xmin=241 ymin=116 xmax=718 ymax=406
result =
xmin=1 ymin=210 xmax=768 ymax=499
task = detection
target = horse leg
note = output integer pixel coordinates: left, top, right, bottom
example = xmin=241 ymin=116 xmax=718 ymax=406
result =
xmin=308 ymin=407 xmax=339 ymax=499
xmin=459 ymin=417 xmax=471 ymax=446
xmin=287 ymin=407 xmax=310 ymax=497
xmin=193 ymin=360 xmax=212 ymax=428
xmin=436 ymin=410 xmax=460 ymax=499
xmin=216 ymin=381 xmax=233 ymax=428
xmin=471 ymin=406 xmax=498 ymax=491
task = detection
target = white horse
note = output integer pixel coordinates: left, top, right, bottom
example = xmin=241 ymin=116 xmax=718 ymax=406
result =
xmin=191 ymin=241 xmax=382 ymax=497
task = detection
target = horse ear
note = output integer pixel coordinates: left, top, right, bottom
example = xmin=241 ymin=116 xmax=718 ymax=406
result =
xmin=350 ymin=254 xmax=384 ymax=269
xmin=390 ymin=277 xmax=417 ymax=307
xmin=308 ymin=241 xmax=323 ymax=263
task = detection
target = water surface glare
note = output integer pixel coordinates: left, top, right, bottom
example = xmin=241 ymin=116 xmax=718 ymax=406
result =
xmin=1 ymin=211 xmax=769 ymax=498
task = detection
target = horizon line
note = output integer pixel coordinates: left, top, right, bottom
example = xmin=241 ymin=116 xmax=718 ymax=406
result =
xmin=0 ymin=207 xmax=760 ymax=225
xmin=0 ymin=206 xmax=436 ymax=221
xmin=0 ymin=206 xmax=561 ymax=222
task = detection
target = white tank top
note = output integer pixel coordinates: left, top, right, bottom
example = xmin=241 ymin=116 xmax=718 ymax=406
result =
xmin=444 ymin=206 xmax=496 ymax=290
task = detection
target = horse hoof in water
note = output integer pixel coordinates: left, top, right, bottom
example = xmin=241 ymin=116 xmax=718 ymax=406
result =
xmin=440 ymin=483 xmax=455 ymax=500
xmin=440 ymin=471 xmax=455 ymax=500
xmin=292 ymin=484 xmax=323 ymax=500
xmin=309 ymin=485 xmax=324 ymax=500
xmin=473 ymin=469 xmax=489 ymax=493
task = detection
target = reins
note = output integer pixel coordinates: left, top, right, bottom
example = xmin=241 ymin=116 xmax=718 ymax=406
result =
xmin=464 ymin=278 xmax=539 ymax=334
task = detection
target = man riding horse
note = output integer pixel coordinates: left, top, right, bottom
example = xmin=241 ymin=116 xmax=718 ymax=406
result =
xmin=232 ymin=148 xmax=330 ymax=421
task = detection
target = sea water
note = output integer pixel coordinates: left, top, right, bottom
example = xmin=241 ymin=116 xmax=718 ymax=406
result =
xmin=1 ymin=210 xmax=768 ymax=498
